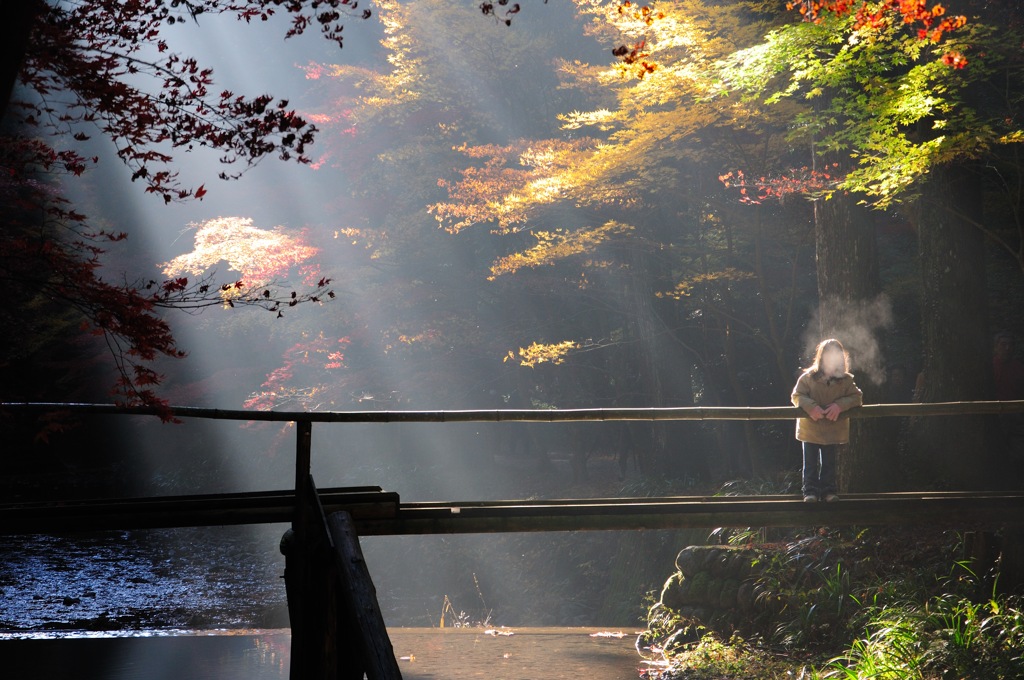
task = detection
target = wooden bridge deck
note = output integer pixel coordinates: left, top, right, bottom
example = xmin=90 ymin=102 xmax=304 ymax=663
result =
xmin=3 ymin=488 xmax=1022 ymax=535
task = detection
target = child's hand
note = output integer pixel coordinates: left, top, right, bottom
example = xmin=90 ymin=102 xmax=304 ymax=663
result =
xmin=823 ymin=403 xmax=842 ymax=421
xmin=808 ymin=405 xmax=826 ymax=421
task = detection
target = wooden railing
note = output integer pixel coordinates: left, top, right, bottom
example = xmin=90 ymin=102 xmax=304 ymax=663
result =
xmin=5 ymin=399 xmax=1024 ymax=422
xmin=5 ymin=399 xmax=1024 ymax=515
xmin=3 ymin=400 xmax=1024 ymax=680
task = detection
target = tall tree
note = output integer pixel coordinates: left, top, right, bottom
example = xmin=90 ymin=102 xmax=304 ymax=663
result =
xmin=722 ymin=1 xmax=1024 ymax=489
xmin=221 ymin=0 xmax=599 ymax=420
xmin=430 ymin=0 xmax=812 ymax=476
xmin=904 ymin=3 xmax=1024 ymax=490
xmin=0 ymin=0 xmax=364 ymax=407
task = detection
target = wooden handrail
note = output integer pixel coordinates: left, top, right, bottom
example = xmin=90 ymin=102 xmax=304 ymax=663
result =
xmin=3 ymin=400 xmax=1023 ymax=423
xmin=4 ymin=398 xmax=1022 ymax=680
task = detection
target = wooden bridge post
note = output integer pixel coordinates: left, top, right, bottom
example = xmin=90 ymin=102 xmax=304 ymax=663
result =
xmin=328 ymin=511 xmax=402 ymax=680
xmin=283 ymin=419 xmax=400 ymax=679
xmin=284 ymin=419 xmax=341 ymax=680
xmin=295 ymin=420 xmax=313 ymax=545
xmin=282 ymin=524 xmax=339 ymax=680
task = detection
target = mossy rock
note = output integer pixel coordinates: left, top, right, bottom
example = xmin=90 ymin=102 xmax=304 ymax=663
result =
xmin=718 ymin=578 xmax=740 ymax=609
xmin=686 ymin=571 xmax=712 ymax=605
xmin=659 ymin=571 xmax=689 ymax=610
xmin=674 ymin=545 xmax=727 ymax=576
xmin=675 ymin=546 xmax=705 ymax=576
xmin=703 ymin=548 xmax=725 ymax=571
xmin=736 ymin=580 xmax=757 ymax=613
xmin=676 ymin=545 xmax=766 ymax=580
xmin=727 ymin=550 xmax=762 ymax=580
xmin=703 ymin=577 xmax=724 ymax=608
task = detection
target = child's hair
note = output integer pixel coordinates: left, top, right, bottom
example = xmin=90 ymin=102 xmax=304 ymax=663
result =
xmin=806 ymin=338 xmax=849 ymax=378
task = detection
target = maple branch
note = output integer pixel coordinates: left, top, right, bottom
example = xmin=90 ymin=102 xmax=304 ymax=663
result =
xmin=85 ymin=46 xmax=298 ymax=146
xmin=12 ymin=2 xmax=346 ymax=203
xmin=143 ymin=273 xmax=337 ymax=317
xmin=788 ymin=0 xmax=968 ymax=67
xmin=0 ymin=1 xmax=380 ymax=409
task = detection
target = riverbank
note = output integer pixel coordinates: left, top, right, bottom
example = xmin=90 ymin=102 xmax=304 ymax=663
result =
xmin=639 ymin=524 xmax=1024 ymax=679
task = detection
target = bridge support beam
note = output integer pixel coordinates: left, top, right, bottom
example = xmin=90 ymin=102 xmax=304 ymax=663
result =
xmin=328 ymin=511 xmax=402 ymax=679
xmin=282 ymin=476 xmax=401 ymax=680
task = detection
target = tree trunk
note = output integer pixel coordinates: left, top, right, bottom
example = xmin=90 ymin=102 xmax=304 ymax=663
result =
xmin=754 ymin=215 xmax=799 ymax=388
xmin=0 ymin=0 xmax=39 ymax=120
xmin=813 ymin=192 xmax=901 ymax=492
xmin=623 ymin=227 xmax=694 ymax=477
xmin=908 ymin=164 xmax=999 ymax=490
xmin=719 ymin=315 xmax=766 ymax=478
xmin=626 ymin=245 xmax=668 ymax=475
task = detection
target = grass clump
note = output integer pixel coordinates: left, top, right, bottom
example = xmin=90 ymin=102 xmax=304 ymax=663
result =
xmin=644 ymin=477 xmax=1024 ymax=679
xmin=649 ymin=535 xmax=1024 ymax=679
xmin=641 ymin=631 xmax=810 ymax=679
xmin=821 ymin=589 xmax=1024 ymax=679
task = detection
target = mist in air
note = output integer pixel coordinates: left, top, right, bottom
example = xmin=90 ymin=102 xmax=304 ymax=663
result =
xmin=20 ymin=0 xmax=1023 ymax=632
xmin=51 ymin=1 xmax=694 ymax=627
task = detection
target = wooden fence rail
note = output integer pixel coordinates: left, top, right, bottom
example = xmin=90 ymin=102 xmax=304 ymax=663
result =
xmin=3 ymin=399 xmax=1024 ymax=423
xmin=4 ymin=399 xmax=1024 ymax=680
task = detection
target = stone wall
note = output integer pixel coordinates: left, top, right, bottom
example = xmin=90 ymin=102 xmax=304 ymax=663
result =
xmin=653 ymin=544 xmax=769 ymax=638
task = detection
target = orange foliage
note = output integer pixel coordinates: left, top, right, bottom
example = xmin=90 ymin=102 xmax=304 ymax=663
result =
xmin=719 ymin=165 xmax=843 ymax=205
xmin=788 ymin=0 xmax=968 ymax=66
xmin=430 ymin=139 xmax=600 ymax=234
xmin=335 ymin=227 xmax=390 ymax=260
xmin=488 ymin=221 xmax=634 ymax=280
xmin=617 ymin=0 xmax=663 ymax=26
xmin=162 ymin=216 xmax=321 ymax=289
xmin=243 ymin=334 xmax=350 ymax=411
xmin=656 ymin=268 xmax=757 ymax=300
xmin=505 ymin=340 xmax=581 ymax=368
xmin=611 ymin=2 xmax=665 ymax=79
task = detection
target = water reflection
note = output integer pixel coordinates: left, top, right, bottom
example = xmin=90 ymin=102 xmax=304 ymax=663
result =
xmin=2 ymin=630 xmax=290 ymax=680
xmin=1 ymin=628 xmax=642 ymax=679
xmin=394 ymin=628 xmax=641 ymax=679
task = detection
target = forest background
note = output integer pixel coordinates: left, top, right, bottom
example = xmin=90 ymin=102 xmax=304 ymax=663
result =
xmin=2 ymin=0 xmax=1024 ymax=627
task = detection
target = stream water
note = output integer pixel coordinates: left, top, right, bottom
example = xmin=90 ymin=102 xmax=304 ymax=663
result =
xmin=0 ymin=528 xmax=651 ymax=678
xmin=1 ymin=627 xmax=646 ymax=679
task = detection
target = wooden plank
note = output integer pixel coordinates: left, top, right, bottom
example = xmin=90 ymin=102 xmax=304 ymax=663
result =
xmin=282 ymin=526 xmax=340 ymax=680
xmin=327 ymin=511 xmax=402 ymax=680
xmin=0 ymin=486 xmax=388 ymax=514
xmin=295 ymin=421 xmax=314 ymax=532
xmin=353 ymin=494 xmax=1024 ymax=536
xmin=3 ymin=491 xmax=1023 ymax=535
xmin=0 ymin=487 xmax=400 ymax=534
xmin=399 ymin=490 xmax=1024 ymax=510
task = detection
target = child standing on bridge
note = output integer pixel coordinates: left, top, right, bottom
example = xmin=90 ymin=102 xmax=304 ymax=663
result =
xmin=791 ymin=338 xmax=863 ymax=503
